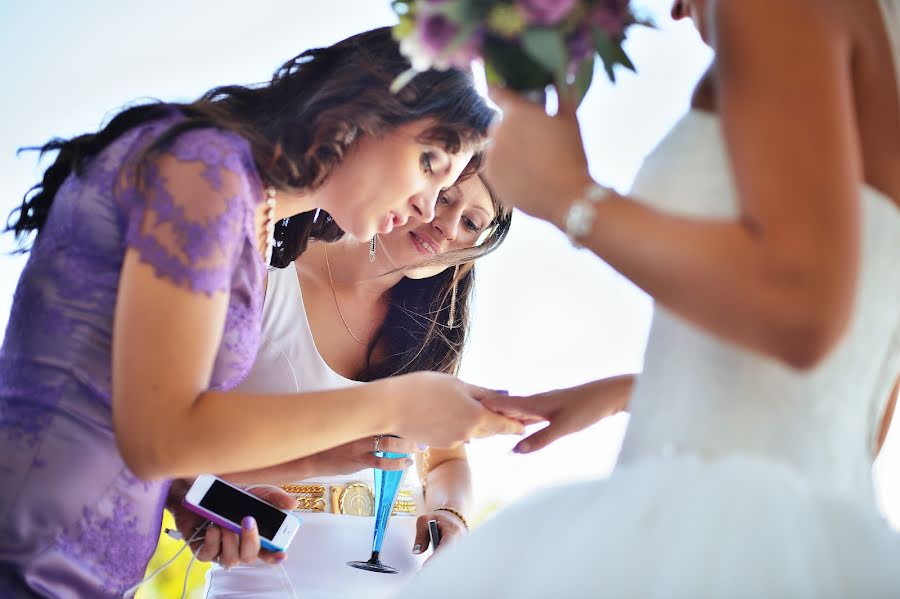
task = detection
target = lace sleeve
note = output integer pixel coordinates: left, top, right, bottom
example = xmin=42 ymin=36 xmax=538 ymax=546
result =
xmin=116 ymin=127 xmax=261 ymax=295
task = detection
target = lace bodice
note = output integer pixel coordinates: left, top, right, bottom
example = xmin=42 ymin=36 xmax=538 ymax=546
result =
xmin=0 ymin=110 xmax=266 ymax=597
xmin=621 ymin=107 xmax=900 ymax=508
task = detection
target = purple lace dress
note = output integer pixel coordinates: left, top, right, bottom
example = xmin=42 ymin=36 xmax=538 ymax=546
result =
xmin=0 ymin=111 xmax=266 ymax=598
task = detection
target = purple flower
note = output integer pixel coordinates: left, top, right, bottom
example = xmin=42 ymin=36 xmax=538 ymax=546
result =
xmin=518 ymin=0 xmax=576 ymax=25
xmin=420 ymin=14 xmax=459 ymax=54
xmin=446 ymin=26 xmax=484 ymax=69
xmin=566 ymin=25 xmax=593 ymax=64
xmin=590 ymin=0 xmax=631 ymax=37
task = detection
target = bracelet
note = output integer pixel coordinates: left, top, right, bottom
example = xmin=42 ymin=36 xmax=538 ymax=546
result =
xmin=434 ymin=506 xmax=469 ymax=531
xmin=563 ymin=182 xmax=613 ymax=247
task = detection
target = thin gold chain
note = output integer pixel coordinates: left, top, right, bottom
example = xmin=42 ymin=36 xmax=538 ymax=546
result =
xmin=323 ymin=244 xmax=368 ymax=346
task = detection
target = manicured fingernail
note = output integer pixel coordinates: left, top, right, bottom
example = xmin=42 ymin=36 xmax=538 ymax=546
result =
xmin=413 ymin=544 xmax=423 ymax=554
xmin=242 ymin=516 xmax=256 ymax=531
xmin=405 ymin=459 xmax=414 ymax=467
xmin=275 ymin=554 xmax=287 ymax=563
xmin=495 ymin=389 xmax=509 ymax=395
xmin=417 ymin=443 xmax=428 ymax=450
xmin=514 ymin=441 xmax=529 ymax=454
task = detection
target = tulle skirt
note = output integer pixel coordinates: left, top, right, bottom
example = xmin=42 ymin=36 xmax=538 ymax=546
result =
xmin=396 ymin=454 xmax=900 ymax=599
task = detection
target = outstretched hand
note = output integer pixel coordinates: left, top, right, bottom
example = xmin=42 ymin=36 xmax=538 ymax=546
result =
xmin=481 ymin=376 xmax=634 ymax=454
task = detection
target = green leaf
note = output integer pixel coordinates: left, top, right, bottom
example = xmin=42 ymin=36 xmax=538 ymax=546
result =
xmin=573 ymin=54 xmax=595 ymax=105
xmin=521 ymin=28 xmax=568 ymax=81
xmin=482 ymin=36 xmax=553 ymax=92
xmin=483 ymin=60 xmax=504 ymax=86
xmin=592 ymin=28 xmax=635 ymax=82
xmin=439 ymin=0 xmax=491 ymax=23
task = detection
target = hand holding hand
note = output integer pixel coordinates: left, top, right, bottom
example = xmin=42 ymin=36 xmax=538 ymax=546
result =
xmin=389 ymin=373 xmax=525 ymax=448
xmin=481 ymin=375 xmax=634 ymax=453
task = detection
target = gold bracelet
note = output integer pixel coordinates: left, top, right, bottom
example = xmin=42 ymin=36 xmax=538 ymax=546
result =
xmin=282 ymin=484 xmax=326 ymax=496
xmin=434 ymin=506 xmax=469 ymax=531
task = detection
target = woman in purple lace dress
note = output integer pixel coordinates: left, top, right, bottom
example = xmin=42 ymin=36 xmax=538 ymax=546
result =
xmin=0 ymin=28 xmax=519 ymax=598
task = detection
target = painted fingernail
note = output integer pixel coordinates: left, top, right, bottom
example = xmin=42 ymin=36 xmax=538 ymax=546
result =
xmin=417 ymin=443 xmax=428 ymax=451
xmin=275 ymin=554 xmax=287 ymax=563
xmin=413 ymin=544 xmax=423 ymax=554
xmin=514 ymin=441 xmax=530 ymax=454
xmin=495 ymin=389 xmax=509 ymax=395
xmin=242 ymin=516 xmax=256 ymax=531
xmin=405 ymin=459 xmax=414 ymax=467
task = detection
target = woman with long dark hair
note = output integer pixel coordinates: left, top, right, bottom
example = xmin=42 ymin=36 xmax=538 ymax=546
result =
xmin=0 ymin=27 xmax=520 ymax=598
xmin=175 ymin=172 xmax=511 ymax=597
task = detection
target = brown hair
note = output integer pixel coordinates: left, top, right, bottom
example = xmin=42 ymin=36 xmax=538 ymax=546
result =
xmin=7 ymin=27 xmax=496 ymax=263
xmin=357 ymin=173 xmax=513 ymax=380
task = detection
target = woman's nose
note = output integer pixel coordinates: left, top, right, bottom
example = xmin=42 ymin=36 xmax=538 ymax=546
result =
xmin=409 ymin=190 xmax=437 ymax=223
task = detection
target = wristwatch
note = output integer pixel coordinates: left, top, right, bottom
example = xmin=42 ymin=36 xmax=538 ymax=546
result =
xmin=563 ymin=182 xmax=612 ymax=247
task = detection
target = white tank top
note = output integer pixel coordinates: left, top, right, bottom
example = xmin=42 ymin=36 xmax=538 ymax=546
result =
xmin=235 ymin=262 xmax=420 ymax=486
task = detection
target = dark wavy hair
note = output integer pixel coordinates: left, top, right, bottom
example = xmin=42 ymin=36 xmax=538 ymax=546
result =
xmin=357 ymin=174 xmax=513 ymax=380
xmin=6 ymin=27 xmax=496 ymax=261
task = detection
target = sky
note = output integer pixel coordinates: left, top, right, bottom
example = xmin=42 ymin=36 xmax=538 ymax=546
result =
xmin=0 ymin=0 xmax=897 ymax=528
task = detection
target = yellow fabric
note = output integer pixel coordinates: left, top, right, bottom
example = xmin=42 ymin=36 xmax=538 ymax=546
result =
xmin=137 ymin=511 xmax=211 ymax=599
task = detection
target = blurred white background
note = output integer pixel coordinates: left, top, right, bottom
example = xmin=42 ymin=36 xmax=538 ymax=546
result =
xmin=1 ymin=0 xmax=896 ymax=528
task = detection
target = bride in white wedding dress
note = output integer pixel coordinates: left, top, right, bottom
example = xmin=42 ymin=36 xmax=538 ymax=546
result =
xmin=397 ymin=0 xmax=900 ymax=597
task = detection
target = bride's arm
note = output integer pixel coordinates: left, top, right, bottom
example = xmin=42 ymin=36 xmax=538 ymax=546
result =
xmin=486 ymin=0 xmax=859 ymax=369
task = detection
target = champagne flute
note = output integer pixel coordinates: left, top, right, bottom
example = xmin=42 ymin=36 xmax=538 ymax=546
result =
xmin=347 ymin=436 xmax=411 ymax=574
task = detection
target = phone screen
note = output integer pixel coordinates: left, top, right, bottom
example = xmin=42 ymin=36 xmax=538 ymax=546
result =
xmin=199 ymin=480 xmax=288 ymax=540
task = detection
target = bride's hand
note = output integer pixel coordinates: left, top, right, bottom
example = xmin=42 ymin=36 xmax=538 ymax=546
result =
xmin=484 ymin=85 xmax=595 ymax=228
xmin=481 ymin=375 xmax=635 ymax=453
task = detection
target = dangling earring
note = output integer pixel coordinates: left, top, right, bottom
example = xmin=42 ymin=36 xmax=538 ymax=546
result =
xmin=369 ymin=235 xmax=377 ymax=263
xmin=447 ymin=265 xmax=459 ymax=327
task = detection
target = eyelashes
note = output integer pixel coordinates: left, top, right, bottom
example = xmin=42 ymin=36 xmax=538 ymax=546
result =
xmin=420 ymin=152 xmax=435 ymax=174
xmin=439 ymin=195 xmax=483 ymax=233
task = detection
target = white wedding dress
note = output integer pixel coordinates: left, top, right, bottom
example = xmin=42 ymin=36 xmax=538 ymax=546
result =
xmin=396 ymin=3 xmax=900 ymax=597
xmin=205 ymin=264 xmax=424 ymax=599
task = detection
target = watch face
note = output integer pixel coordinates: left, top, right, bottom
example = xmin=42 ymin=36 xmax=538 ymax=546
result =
xmin=565 ymin=184 xmax=610 ymax=242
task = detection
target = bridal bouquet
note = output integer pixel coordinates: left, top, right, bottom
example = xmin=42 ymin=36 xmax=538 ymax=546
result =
xmin=391 ymin=0 xmax=650 ymax=99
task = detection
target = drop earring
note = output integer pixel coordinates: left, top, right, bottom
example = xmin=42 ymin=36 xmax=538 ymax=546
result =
xmin=369 ymin=235 xmax=377 ymax=263
xmin=447 ymin=265 xmax=459 ymax=327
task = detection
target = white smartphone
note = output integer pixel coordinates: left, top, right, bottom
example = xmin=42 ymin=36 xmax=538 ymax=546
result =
xmin=182 ymin=474 xmax=301 ymax=552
